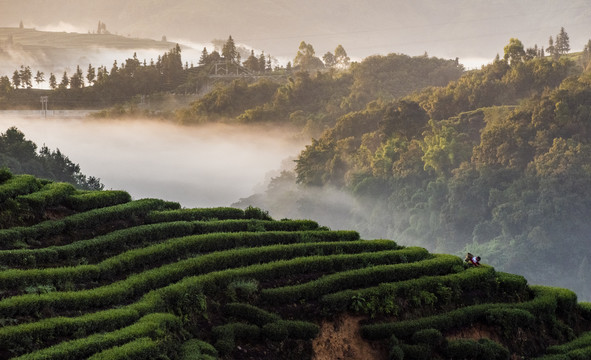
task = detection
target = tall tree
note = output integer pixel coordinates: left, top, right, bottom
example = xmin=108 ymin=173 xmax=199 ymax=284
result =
xmin=258 ymin=52 xmax=266 ymax=72
xmin=555 ymin=27 xmax=570 ymax=55
xmin=547 ymin=36 xmax=558 ymax=59
xmin=323 ymin=52 xmax=336 ymax=67
xmin=243 ymin=50 xmax=259 ymax=72
xmin=294 ymin=41 xmax=324 ymax=71
xmin=334 ymin=45 xmax=350 ymax=68
xmin=34 ymin=70 xmax=44 ymax=86
xmin=19 ymin=66 xmax=32 ymax=88
xmin=48 ymin=73 xmax=57 ymax=89
xmin=59 ymin=71 xmax=69 ymax=89
xmin=503 ymin=38 xmax=525 ymax=65
xmin=222 ymin=35 xmax=237 ymax=63
xmin=69 ymin=65 xmax=84 ymax=89
xmin=11 ymin=70 xmax=20 ymax=89
xmin=86 ymin=64 xmax=96 ymax=85
xmin=199 ymin=47 xmax=209 ymax=65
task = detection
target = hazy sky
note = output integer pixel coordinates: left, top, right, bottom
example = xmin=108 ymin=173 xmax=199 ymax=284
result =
xmin=1 ymin=0 xmax=590 ymax=69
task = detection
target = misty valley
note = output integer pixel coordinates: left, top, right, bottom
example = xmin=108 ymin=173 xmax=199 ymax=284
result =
xmin=0 ymin=111 xmax=306 ymax=208
xmin=1 ymin=16 xmax=591 ymax=360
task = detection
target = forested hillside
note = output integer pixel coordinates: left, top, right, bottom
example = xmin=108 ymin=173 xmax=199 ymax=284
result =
xmin=229 ymin=38 xmax=591 ymax=302
xmin=0 ymin=170 xmax=591 ymax=359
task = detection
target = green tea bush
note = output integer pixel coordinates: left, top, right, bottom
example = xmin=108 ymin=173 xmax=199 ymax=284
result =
xmin=262 ymin=254 xmax=460 ymax=304
xmin=17 ymin=182 xmax=76 ymax=211
xmin=66 ymin=190 xmax=131 ymax=211
xmin=86 ymin=337 xmax=161 ymax=360
xmin=0 ymin=240 xmax=394 ymax=317
xmin=262 ymin=321 xmax=289 ymax=341
xmin=444 ymin=338 xmax=510 ymax=360
xmin=223 ymin=303 xmax=281 ymax=326
xmin=0 ymin=174 xmax=41 ymax=203
xmin=11 ymin=313 xmax=180 ymax=360
xmin=411 ymin=328 xmax=443 ymax=348
xmin=180 ymin=339 xmax=218 ymax=360
xmin=322 ymin=265 xmax=495 ymax=314
xmin=146 ymin=207 xmax=246 ymax=223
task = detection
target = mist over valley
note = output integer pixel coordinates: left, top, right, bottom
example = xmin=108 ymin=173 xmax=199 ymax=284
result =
xmin=1 ymin=2 xmax=591 ymax=359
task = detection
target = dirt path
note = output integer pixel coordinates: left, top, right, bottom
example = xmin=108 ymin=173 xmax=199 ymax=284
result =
xmin=312 ymin=315 xmax=387 ymax=360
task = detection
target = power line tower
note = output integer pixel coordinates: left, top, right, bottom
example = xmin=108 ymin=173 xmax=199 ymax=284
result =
xmin=40 ymin=96 xmax=48 ymax=118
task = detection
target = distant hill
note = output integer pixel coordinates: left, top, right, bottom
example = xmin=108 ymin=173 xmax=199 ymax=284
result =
xmin=0 ymin=170 xmax=590 ymax=359
xmin=0 ymin=27 xmax=182 ymax=78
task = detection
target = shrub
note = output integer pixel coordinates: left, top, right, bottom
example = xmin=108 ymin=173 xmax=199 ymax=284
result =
xmin=412 ymin=328 xmax=443 ymax=348
xmin=223 ymin=303 xmax=281 ymax=326
xmin=226 ymin=279 xmax=259 ymax=302
xmin=262 ymin=322 xmax=289 ymax=341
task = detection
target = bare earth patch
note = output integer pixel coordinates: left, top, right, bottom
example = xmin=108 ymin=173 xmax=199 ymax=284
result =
xmin=312 ymin=315 xmax=387 ymax=360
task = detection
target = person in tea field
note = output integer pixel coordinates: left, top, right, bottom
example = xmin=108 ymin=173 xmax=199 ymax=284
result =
xmin=464 ymin=253 xmax=481 ymax=267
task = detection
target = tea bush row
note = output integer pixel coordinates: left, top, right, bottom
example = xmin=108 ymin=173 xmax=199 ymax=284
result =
xmin=260 ymin=253 xmax=458 ymax=304
xmin=361 ymin=285 xmax=577 ymax=341
xmin=0 ymin=198 xmax=179 ymax=249
xmin=65 ymin=190 xmax=132 ymax=212
xmin=0 ymin=239 xmax=396 ymax=318
xmin=11 ymin=313 xmax=180 ymax=360
xmin=0 ymin=219 xmax=320 ymax=268
xmin=86 ymin=336 xmax=163 ymax=360
xmin=0 ymin=174 xmax=41 ymax=203
xmin=145 ymin=206 xmax=271 ymax=223
xmin=321 ymin=265 xmax=500 ymax=314
xmin=0 ymin=243 xmax=409 ymax=348
xmin=17 ymin=182 xmax=76 ymax=212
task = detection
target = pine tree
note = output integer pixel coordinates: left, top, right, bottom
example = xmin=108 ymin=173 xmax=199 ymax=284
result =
xmin=59 ymin=71 xmax=69 ymax=89
xmin=258 ymin=52 xmax=266 ymax=72
xmin=222 ymin=35 xmax=237 ymax=63
xmin=199 ymin=47 xmax=209 ymax=65
xmin=49 ymin=73 xmax=57 ymax=89
xmin=555 ymin=27 xmax=570 ymax=55
xmin=547 ymin=36 xmax=558 ymax=59
xmin=11 ymin=70 xmax=20 ymax=89
xmin=34 ymin=71 xmax=44 ymax=86
xmin=87 ymin=64 xmax=96 ymax=85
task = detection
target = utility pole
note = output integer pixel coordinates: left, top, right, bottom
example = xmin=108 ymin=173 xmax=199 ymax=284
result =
xmin=40 ymin=96 xmax=48 ymax=118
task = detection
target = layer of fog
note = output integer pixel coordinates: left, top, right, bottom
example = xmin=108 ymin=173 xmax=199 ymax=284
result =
xmin=0 ymin=112 xmax=307 ymax=208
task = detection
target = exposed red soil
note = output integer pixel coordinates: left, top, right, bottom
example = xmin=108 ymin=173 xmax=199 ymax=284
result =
xmin=312 ymin=315 xmax=387 ymax=360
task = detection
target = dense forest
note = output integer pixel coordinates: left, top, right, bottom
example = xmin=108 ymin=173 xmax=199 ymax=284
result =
xmin=226 ymin=35 xmax=591 ymax=302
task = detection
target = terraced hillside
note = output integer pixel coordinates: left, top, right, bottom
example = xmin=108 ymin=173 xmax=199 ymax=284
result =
xmin=0 ymin=170 xmax=590 ymax=359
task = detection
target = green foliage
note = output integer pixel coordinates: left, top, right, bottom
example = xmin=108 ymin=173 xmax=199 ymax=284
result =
xmin=444 ymin=338 xmax=510 ymax=360
xmin=226 ymin=279 xmax=259 ymax=302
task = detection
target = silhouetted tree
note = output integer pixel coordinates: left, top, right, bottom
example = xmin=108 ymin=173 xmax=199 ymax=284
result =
xmin=334 ymin=45 xmax=350 ymax=68
xmin=34 ymin=71 xmax=44 ymax=86
xmin=243 ymin=50 xmax=259 ymax=72
xmin=555 ymin=27 xmax=570 ymax=55
xmin=19 ymin=66 xmax=32 ymax=88
xmin=11 ymin=70 xmax=20 ymax=89
xmin=199 ymin=47 xmax=209 ymax=65
xmin=48 ymin=73 xmax=57 ymax=89
xmin=323 ymin=52 xmax=336 ymax=67
xmin=503 ymin=38 xmax=525 ymax=65
xmin=59 ymin=71 xmax=69 ymax=89
xmin=87 ymin=64 xmax=96 ymax=85
xmin=222 ymin=35 xmax=237 ymax=63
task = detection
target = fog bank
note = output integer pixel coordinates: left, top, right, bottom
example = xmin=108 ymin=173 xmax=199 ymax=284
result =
xmin=0 ymin=112 xmax=307 ymax=207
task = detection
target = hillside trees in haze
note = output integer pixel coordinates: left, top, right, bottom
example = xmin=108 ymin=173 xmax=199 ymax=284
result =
xmin=0 ymin=127 xmax=103 ymax=190
xmin=240 ymin=38 xmax=591 ymax=300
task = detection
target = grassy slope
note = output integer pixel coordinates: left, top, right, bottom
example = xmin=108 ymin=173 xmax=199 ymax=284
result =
xmin=0 ymin=173 xmax=589 ymax=360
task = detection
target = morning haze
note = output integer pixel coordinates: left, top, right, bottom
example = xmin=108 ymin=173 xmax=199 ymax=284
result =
xmin=1 ymin=3 xmax=591 ymax=358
